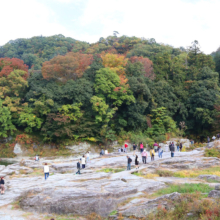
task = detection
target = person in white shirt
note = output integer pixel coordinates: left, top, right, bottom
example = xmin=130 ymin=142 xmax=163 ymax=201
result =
xmin=81 ymin=155 xmax=86 ymax=169
xmin=212 ymin=136 xmax=216 ymax=141
xmin=105 ymin=149 xmax=108 ymax=154
xmin=35 ymin=155 xmax=39 ymax=161
xmin=44 ymin=163 xmax=49 ymax=180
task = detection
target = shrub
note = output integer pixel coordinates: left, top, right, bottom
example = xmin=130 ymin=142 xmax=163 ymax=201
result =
xmin=156 ymin=170 xmax=174 ymax=177
xmin=153 ymin=183 xmax=213 ymax=197
xmin=204 ymin=147 xmax=220 ymax=158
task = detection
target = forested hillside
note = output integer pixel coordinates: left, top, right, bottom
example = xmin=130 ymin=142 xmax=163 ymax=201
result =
xmin=1 ymin=34 xmax=220 ymax=145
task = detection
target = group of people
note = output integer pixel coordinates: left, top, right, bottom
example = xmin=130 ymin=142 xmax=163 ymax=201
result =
xmin=126 ymin=142 xmax=164 ymax=170
xmin=207 ymin=134 xmax=220 ymax=143
xmin=76 ymin=151 xmax=90 ymax=175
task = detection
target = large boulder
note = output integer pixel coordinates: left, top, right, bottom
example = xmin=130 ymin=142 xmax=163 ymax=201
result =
xmin=120 ymin=192 xmax=181 ymax=218
xmin=20 ymin=185 xmax=137 ymax=217
xmin=13 ymin=143 xmax=23 ymax=154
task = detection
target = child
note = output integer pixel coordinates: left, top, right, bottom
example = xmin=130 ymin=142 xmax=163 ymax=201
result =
xmin=76 ymin=160 xmax=81 ymax=174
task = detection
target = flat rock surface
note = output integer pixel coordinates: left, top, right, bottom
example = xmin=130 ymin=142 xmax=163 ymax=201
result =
xmin=0 ymin=147 xmax=218 ymax=218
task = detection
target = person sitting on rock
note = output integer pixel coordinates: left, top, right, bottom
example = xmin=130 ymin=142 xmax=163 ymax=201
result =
xmin=76 ymin=160 xmax=81 ymax=175
xmin=100 ymin=149 xmax=104 ymax=156
xmin=0 ymin=177 xmax=5 ymax=195
xmin=44 ymin=163 xmax=50 ymax=180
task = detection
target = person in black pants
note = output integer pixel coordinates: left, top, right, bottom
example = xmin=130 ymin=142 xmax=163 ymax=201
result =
xmin=76 ymin=160 xmax=81 ymax=174
xmin=135 ymin=155 xmax=139 ymax=169
xmin=0 ymin=177 xmax=5 ymax=195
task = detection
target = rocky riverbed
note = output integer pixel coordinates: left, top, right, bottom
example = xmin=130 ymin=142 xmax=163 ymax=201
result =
xmin=1 ymin=145 xmax=220 ymax=219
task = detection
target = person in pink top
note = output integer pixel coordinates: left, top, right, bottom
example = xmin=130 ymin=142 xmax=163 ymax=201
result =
xmin=141 ymin=149 xmax=147 ymax=164
xmin=140 ymin=142 xmax=144 ymax=153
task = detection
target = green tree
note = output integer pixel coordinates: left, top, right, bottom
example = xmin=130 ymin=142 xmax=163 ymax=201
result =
xmin=0 ymin=100 xmax=16 ymax=138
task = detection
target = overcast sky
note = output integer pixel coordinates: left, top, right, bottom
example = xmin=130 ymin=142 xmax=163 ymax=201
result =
xmin=1 ymin=0 xmax=219 ymax=54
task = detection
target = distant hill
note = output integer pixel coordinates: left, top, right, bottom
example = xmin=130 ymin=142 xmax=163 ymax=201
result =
xmin=0 ymin=34 xmax=79 ymax=69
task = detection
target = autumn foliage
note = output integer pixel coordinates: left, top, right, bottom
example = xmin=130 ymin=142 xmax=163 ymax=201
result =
xmin=129 ymin=56 xmax=155 ymax=79
xmin=0 ymin=58 xmax=28 ymax=79
xmin=42 ymin=52 xmax=93 ymax=82
xmin=101 ymin=53 xmax=128 ymax=85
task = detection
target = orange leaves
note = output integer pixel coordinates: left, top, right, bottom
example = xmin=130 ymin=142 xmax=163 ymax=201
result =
xmin=101 ymin=53 xmax=128 ymax=85
xmin=0 ymin=58 xmax=28 ymax=79
xmin=42 ymin=52 xmax=93 ymax=82
xmin=129 ymin=56 xmax=155 ymax=79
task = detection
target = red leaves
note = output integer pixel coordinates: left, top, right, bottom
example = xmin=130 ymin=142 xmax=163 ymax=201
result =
xmin=42 ymin=52 xmax=93 ymax=82
xmin=130 ymin=56 xmax=155 ymax=79
xmin=0 ymin=58 xmax=28 ymax=79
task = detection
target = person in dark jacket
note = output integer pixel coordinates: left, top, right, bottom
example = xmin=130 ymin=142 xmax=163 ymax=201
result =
xmin=180 ymin=142 xmax=182 ymax=151
xmin=0 ymin=177 xmax=5 ymax=195
xmin=135 ymin=155 xmax=139 ymax=169
xmin=76 ymin=160 xmax=81 ymax=174
xmin=127 ymin=156 xmax=132 ymax=170
xmin=170 ymin=144 xmax=175 ymax=157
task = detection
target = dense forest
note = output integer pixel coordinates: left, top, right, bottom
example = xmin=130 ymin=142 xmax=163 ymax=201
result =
xmin=1 ymin=34 xmax=220 ymax=145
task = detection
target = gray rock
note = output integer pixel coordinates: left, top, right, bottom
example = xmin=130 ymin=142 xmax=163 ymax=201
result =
xmin=208 ymin=190 xmax=220 ymax=198
xmin=120 ymin=192 xmax=181 ymax=218
xmin=0 ymin=165 xmax=6 ymax=172
xmin=13 ymin=143 xmax=22 ymax=154
xmin=198 ymin=175 xmax=220 ymax=181
xmin=215 ymin=184 xmax=220 ymax=190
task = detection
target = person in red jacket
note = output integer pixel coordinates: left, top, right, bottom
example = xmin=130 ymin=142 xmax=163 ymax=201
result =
xmin=124 ymin=143 xmax=128 ymax=153
xmin=140 ymin=142 xmax=144 ymax=153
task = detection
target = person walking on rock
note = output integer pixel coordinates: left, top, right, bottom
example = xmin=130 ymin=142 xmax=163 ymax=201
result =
xmin=133 ymin=143 xmax=137 ymax=156
xmin=140 ymin=142 xmax=144 ymax=153
xmin=100 ymin=149 xmax=104 ymax=156
xmin=177 ymin=142 xmax=180 ymax=151
xmin=207 ymin=136 xmax=210 ymax=143
xmin=150 ymin=148 xmax=155 ymax=161
xmin=212 ymin=135 xmax=216 ymax=141
xmin=44 ymin=163 xmax=50 ymax=180
xmin=153 ymin=142 xmax=158 ymax=152
xmin=0 ymin=177 xmax=5 ymax=195
xmin=170 ymin=144 xmax=175 ymax=157
xmin=135 ymin=155 xmax=139 ymax=169
xmin=81 ymin=155 xmax=86 ymax=169
xmin=127 ymin=156 xmax=132 ymax=170
xmin=86 ymin=151 xmax=90 ymax=163
xmin=142 ymin=150 xmax=147 ymax=164
xmin=158 ymin=146 xmax=163 ymax=158
xmin=76 ymin=160 xmax=81 ymax=174
xmin=180 ymin=142 xmax=182 ymax=151
xmin=124 ymin=143 xmax=128 ymax=153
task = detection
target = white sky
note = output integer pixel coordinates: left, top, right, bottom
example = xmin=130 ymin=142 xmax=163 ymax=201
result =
xmin=1 ymin=0 xmax=220 ymax=54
